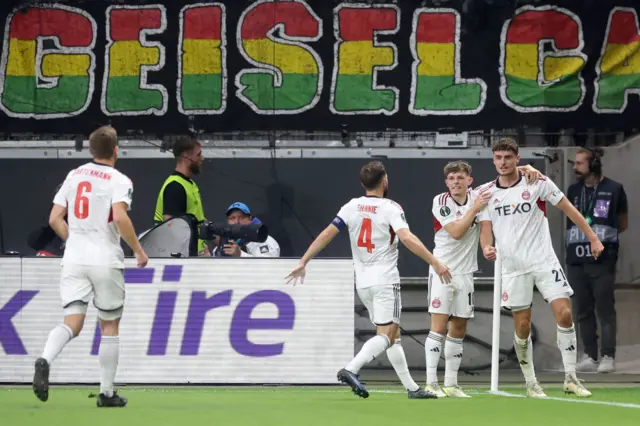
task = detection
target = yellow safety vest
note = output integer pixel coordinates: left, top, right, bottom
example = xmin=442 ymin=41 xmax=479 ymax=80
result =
xmin=154 ymin=174 xmax=207 ymax=255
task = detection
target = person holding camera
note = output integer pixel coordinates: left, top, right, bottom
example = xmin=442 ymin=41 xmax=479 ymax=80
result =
xmin=566 ymin=147 xmax=628 ymax=374
xmin=212 ymin=202 xmax=280 ymax=257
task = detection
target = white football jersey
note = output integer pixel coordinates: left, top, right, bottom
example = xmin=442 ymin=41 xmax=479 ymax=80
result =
xmin=53 ymin=161 xmax=134 ymax=269
xmin=332 ymin=196 xmax=408 ymax=289
xmin=432 ymin=190 xmax=480 ymax=275
xmin=477 ymin=175 xmax=564 ymax=277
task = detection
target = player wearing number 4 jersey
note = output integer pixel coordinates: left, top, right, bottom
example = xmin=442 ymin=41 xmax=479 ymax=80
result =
xmin=478 ymin=138 xmax=604 ymax=399
xmin=33 ymin=126 xmax=148 ymax=408
xmin=286 ymin=161 xmax=451 ymax=399
xmin=425 ymin=161 xmax=543 ymax=399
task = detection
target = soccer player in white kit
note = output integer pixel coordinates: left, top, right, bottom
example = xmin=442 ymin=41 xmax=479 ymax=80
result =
xmin=286 ymin=161 xmax=451 ymax=399
xmin=478 ymin=138 xmax=604 ymax=398
xmin=425 ymin=161 xmax=542 ymax=398
xmin=32 ymin=126 xmax=148 ymax=407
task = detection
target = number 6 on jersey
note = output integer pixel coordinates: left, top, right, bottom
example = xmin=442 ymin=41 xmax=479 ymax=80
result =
xmin=357 ymin=218 xmax=375 ymax=253
xmin=74 ymin=181 xmax=92 ymax=219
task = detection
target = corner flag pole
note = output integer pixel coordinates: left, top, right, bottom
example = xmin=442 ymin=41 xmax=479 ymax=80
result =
xmin=490 ymin=250 xmax=502 ymax=393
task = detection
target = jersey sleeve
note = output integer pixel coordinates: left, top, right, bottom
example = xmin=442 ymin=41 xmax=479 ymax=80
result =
xmin=53 ymin=182 xmax=68 ymax=207
xmin=52 ymin=171 xmax=74 ymax=207
xmin=332 ymin=203 xmax=351 ymax=231
xmin=538 ymin=178 xmax=564 ymax=206
xmin=112 ymin=175 xmax=134 ymax=210
xmin=431 ymin=195 xmax=457 ymax=228
xmin=388 ymin=202 xmax=409 ymax=233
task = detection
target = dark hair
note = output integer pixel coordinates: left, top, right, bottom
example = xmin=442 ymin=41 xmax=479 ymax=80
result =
xmin=444 ymin=160 xmax=472 ymax=177
xmin=576 ymin=147 xmax=604 ymax=160
xmin=172 ymin=137 xmax=201 ymax=159
xmin=491 ymin=137 xmax=519 ymax=155
xmin=360 ymin=161 xmax=387 ymax=190
xmin=89 ymin=125 xmax=118 ymax=159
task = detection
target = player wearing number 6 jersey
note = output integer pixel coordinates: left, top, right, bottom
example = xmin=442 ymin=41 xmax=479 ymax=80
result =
xmin=478 ymin=138 xmax=604 ymax=399
xmin=33 ymin=126 xmax=148 ymax=408
xmin=286 ymin=161 xmax=451 ymax=399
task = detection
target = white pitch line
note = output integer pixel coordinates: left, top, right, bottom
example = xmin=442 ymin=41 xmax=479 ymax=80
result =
xmin=489 ymin=391 xmax=640 ymax=409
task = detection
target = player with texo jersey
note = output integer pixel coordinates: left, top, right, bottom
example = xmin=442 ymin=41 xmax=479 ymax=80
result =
xmin=286 ymin=161 xmax=451 ymax=399
xmin=32 ymin=126 xmax=148 ymax=408
xmin=478 ymin=138 xmax=604 ymax=398
xmin=425 ymin=160 xmax=543 ymax=398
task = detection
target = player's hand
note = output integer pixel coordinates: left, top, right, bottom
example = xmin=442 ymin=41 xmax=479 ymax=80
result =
xmin=285 ymin=262 xmax=306 ymax=286
xmin=434 ymin=261 xmax=452 ymax=284
xmin=590 ymin=238 xmax=605 ymax=260
xmin=483 ymin=245 xmax=497 ymax=261
xmin=518 ymin=165 xmax=543 ymax=185
xmin=473 ymin=189 xmax=492 ymax=211
xmin=135 ymin=250 xmax=149 ymax=268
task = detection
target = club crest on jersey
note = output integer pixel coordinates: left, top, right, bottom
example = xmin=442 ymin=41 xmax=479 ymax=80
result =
xmin=522 ymin=190 xmax=530 ymax=200
xmin=440 ymin=206 xmax=451 ymax=217
xmin=494 ymin=198 xmax=500 ymax=204
xmin=456 ymin=211 xmax=462 ymax=217
xmin=432 ymin=298 xmax=441 ymax=308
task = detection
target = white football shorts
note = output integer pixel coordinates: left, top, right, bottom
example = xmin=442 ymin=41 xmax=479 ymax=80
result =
xmin=357 ymin=284 xmax=401 ymax=326
xmin=501 ymin=262 xmax=574 ymax=310
xmin=428 ymin=271 xmax=475 ymax=318
xmin=60 ymin=264 xmax=125 ymax=320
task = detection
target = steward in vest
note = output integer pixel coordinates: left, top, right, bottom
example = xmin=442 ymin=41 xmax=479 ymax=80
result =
xmin=154 ymin=137 xmax=208 ymax=256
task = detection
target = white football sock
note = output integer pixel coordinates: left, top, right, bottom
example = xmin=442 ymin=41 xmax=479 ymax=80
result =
xmin=99 ymin=336 xmax=120 ymax=398
xmin=425 ymin=332 xmax=444 ymax=385
xmin=345 ymin=334 xmax=390 ymax=374
xmin=444 ymin=335 xmax=464 ymax=387
xmin=557 ymin=324 xmax=577 ymax=375
xmin=514 ymin=333 xmax=537 ymax=385
xmin=42 ymin=324 xmax=74 ymax=365
xmin=386 ymin=339 xmax=420 ymax=392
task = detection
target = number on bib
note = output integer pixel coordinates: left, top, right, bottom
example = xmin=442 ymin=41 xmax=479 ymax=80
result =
xmin=74 ymin=181 xmax=92 ymax=219
xmin=575 ymin=244 xmax=593 ymax=258
xmin=357 ymin=218 xmax=375 ymax=253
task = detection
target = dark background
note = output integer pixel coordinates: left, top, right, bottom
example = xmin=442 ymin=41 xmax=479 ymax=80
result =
xmin=0 ymin=156 xmax=545 ymax=277
xmin=0 ymin=0 xmax=638 ymax=134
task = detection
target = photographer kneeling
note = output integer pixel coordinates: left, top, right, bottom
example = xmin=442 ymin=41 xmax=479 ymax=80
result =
xmin=212 ymin=202 xmax=280 ymax=258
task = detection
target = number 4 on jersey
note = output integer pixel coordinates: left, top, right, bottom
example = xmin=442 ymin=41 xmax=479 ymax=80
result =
xmin=357 ymin=218 xmax=375 ymax=253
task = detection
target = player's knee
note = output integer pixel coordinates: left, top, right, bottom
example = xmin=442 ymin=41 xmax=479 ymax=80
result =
xmin=430 ymin=314 xmax=449 ymax=335
xmin=515 ymin=319 xmax=531 ymax=339
xmin=448 ymin=318 xmax=467 ymax=339
xmin=100 ymin=319 xmax=120 ymax=336
xmin=555 ymin=306 xmax=573 ymax=328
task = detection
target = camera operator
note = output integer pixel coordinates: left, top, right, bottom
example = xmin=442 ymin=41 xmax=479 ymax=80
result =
xmin=212 ymin=202 xmax=280 ymax=258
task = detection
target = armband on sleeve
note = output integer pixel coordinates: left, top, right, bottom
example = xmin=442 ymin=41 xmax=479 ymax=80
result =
xmin=331 ymin=216 xmax=346 ymax=231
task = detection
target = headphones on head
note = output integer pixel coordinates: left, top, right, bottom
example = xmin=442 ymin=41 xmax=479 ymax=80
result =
xmin=586 ymin=148 xmax=603 ymax=176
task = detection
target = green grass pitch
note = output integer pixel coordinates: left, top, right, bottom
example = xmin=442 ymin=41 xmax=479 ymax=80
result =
xmin=2 ymin=385 xmax=640 ymax=426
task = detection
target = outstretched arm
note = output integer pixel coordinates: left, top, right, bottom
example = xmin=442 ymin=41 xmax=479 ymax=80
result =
xmin=397 ymin=228 xmax=452 ymax=283
xmin=286 ymin=224 xmax=340 ymax=285
xmin=299 ymin=224 xmax=340 ymax=267
xmin=555 ymin=197 xmax=604 ymax=259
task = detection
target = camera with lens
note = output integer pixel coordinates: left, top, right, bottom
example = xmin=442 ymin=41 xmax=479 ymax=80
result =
xmin=198 ymin=220 xmax=269 ymax=257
